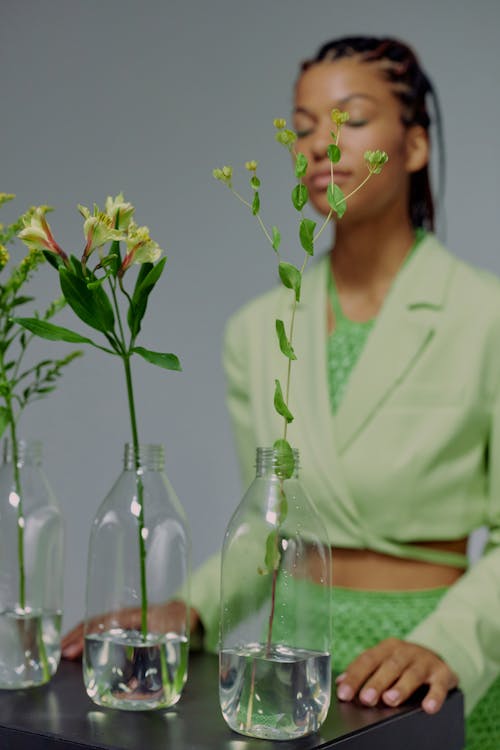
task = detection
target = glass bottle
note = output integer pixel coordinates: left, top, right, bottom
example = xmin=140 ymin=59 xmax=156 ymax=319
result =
xmin=83 ymin=443 xmax=190 ymax=711
xmin=219 ymin=447 xmax=332 ymax=740
xmin=0 ymin=439 xmax=64 ymax=688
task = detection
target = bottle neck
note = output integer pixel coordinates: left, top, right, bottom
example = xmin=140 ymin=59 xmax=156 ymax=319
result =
xmin=3 ymin=438 xmax=42 ymax=468
xmin=255 ymin=447 xmax=300 ymax=479
xmin=123 ymin=443 xmax=165 ymax=472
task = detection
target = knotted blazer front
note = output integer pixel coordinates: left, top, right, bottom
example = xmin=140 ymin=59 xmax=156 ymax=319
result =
xmin=190 ymin=233 xmax=500 ymax=712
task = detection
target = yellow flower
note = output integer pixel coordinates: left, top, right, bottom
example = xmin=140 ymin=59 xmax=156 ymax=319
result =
xmin=212 ymin=166 xmax=233 ymax=185
xmin=104 ymin=192 xmax=135 ymax=230
xmin=245 ymin=160 xmax=258 ymax=172
xmin=331 ymin=109 xmax=350 ymax=126
xmin=273 ymin=118 xmax=287 ymax=130
xmin=119 ymin=222 xmax=162 ymax=277
xmin=18 ymin=207 xmax=68 ymax=264
xmin=78 ymin=204 xmax=126 ymax=257
xmin=0 ymin=244 xmax=9 ymax=270
xmin=275 ymin=129 xmax=297 ymax=149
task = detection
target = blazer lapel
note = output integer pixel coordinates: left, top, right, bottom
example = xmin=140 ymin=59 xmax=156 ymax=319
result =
xmin=333 ymin=235 xmax=456 ymax=454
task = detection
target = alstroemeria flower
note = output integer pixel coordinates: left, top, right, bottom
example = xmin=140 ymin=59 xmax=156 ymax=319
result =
xmin=78 ymin=204 xmax=126 ymax=259
xmin=119 ymin=223 xmax=162 ymax=277
xmin=104 ymin=192 xmax=135 ymax=231
xmin=18 ymin=208 xmax=69 ymax=264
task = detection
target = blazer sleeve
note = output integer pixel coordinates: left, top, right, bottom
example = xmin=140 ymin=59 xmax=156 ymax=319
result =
xmin=406 ymin=383 xmax=500 ymax=715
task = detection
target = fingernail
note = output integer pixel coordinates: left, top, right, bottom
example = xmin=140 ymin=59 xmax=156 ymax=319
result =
xmin=337 ymin=683 xmax=354 ymax=701
xmin=383 ymin=689 xmax=400 ymax=704
xmin=335 ymin=672 xmax=347 ymax=684
xmin=360 ymin=687 xmax=377 ymax=705
xmin=424 ymin=699 xmax=438 ymax=713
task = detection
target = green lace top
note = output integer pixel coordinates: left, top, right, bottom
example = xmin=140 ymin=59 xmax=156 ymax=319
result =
xmin=327 ymin=231 xmax=426 ymax=414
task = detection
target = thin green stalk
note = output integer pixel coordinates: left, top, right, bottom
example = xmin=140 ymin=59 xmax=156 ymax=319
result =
xmin=123 ymin=355 xmax=148 ymax=640
xmin=8 ymin=412 xmax=24 ymax=610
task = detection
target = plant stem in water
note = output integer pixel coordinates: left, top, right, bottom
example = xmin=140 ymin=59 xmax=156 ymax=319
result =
xmin=123 ymin=355 xmax=148 ymax=640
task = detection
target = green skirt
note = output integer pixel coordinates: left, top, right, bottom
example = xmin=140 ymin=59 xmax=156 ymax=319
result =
xmin=273 ymin=580 xmax=500 ymax=750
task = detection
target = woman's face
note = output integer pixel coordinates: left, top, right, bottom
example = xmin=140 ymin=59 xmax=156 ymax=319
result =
xmin=293 ymin=58 xmax=427 ymax=222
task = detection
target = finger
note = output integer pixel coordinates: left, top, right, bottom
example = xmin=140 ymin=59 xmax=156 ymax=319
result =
xmin=421 ymin=665 xmax=459 ymax=714
xmin=336 ymin=639 xmax=397 ymax=702
xmin=61 ymin=623 xmax=85 ymax=660
xmin=380 ymin=658 xmax=431 ymax=707
xmin=358 ymin=647 xmax=414 ymax=706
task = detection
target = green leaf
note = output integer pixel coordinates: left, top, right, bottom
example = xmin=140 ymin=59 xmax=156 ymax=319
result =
xmin=12 ymin=296 xmax=35 ymax=307
xmin=250 ymin=176 xmax=260 ymax=189
xmin=278 ymin=262 xmax=301 ymax=302
xmin=132 ymin=346 xmax=182 ymax=371
xmin=327 ymin=144 xmax=341 ymax=163
xmin=294 ymin=152 xmax=308 ymax=178
xmin=273 ymin=378 xmax=294 ymax=423
xmin=264 ymin=530 xmax=281 ymax=572
xmin=42 ymin=250 xmax=63 ymax=270
xmin=273 ymin=438 xmax=295 ymax=481
xmin=291 ymin=183 xmax=308 ymax=211
xmin=299 ymin=218 xmax=316 ymax=256
xmin=59 ymin=268 xmax=115 ymax=333
xmin=68 ymin=255 xmax=86 ymax=279
xmin=252 ymin=191 xmax=260 ymax=215
xmin=107 ymin=239 xmax=122 ymax=276
xmin=0 ymin=406 xmax=10 ymax=440
xmin=128 ymin=257 xmax=167 ymax=338
xmin=327 ymin=183 xmax=346 ymax=218
xmin=272 ymin=226 xmax=281 ymax=253
xmin=14 ymin=317 xmax=99 ymax=346
xmin=275 ymin=319 xmax=297 ymax=360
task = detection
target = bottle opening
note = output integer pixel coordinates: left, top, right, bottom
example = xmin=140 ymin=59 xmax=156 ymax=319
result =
xmin=123 ymin=443 xmax=165 ymax=471
xmin=255 ymin=446 xmax=299 ymax=477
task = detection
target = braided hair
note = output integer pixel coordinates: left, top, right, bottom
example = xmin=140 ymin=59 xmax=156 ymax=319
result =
xmin=300 ymin=36 xmax=445 ymax=231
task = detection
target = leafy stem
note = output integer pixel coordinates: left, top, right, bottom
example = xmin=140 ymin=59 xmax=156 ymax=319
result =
xmin=16 ymin=193 xmax=182 ymax=644
xmin=213 ymin=112 xmax=388 ymax=658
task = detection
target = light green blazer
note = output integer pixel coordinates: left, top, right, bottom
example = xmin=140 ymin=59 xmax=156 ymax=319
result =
xmin=191 ymin=233 xmax=500 ymax=713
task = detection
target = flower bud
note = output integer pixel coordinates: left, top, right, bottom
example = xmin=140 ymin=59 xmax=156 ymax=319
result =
xmin=331 ymin=109 xmax=350 ymax=125
xmin=0 ymin=244 xmax=9 ymax=270
xmin=275 ymin=129 xmax=297 ymax=149
xmin=364 ymin=150 xmax=389 ymax=174
xmin=273 ymin=118 xmax=287 ymax=130
xmin=245 ymin=160 xmax=258 ymax=172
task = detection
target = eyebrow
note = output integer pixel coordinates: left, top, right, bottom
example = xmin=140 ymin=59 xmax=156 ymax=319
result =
xmin=294 ymin=93 xmax=379 ymax=115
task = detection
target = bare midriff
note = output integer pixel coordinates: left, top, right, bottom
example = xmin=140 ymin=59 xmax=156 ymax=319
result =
xmin=311 ymin=539 xmax=468 ymax=590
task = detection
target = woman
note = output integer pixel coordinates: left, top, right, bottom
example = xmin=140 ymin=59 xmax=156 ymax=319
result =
xmin=63 ymin=36 xmax=500 ymax=748
xmin=188 ymin=36 xmax=500 ymax=749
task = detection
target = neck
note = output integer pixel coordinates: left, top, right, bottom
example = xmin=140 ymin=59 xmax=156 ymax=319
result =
xmin=331 ymin=211 xmax=417 ymax=291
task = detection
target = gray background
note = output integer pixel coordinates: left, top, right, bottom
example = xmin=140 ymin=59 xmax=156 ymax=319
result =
xmin=2 ymin=0 xmax=499 ymax=630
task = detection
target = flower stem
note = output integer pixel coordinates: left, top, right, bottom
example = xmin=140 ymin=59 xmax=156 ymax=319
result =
xmin=9 ymin=417 xmax=25 ymax=610
xmin=123 ymin=355 xmax=148 ymax=640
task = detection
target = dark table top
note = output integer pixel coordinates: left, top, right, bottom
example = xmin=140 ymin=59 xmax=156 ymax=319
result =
xmin=0 ymin=653 xmax=464 ymax=750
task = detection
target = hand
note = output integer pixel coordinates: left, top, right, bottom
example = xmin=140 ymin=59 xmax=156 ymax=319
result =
xmin=336 ymin=638 xmax=458 ymax=714
xmin=61 ymin=601 xmax=202 ymax=660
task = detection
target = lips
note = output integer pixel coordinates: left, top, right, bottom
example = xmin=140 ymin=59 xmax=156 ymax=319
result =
xmin=309 ymin=169 xmax=352 ymax=190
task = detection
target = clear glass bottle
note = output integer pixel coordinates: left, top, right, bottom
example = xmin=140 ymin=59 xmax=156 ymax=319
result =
xmin=83 ymin=443 xmax=190 ymax=711
xmin=219 ymin=447 xmax=332 ymax=740
xmin=0 ymin=439 xmax=64 ymax=689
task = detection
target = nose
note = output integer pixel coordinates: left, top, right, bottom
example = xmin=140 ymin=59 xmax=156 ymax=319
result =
xmin=310 ymin=118 xmax=332 ymax=161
